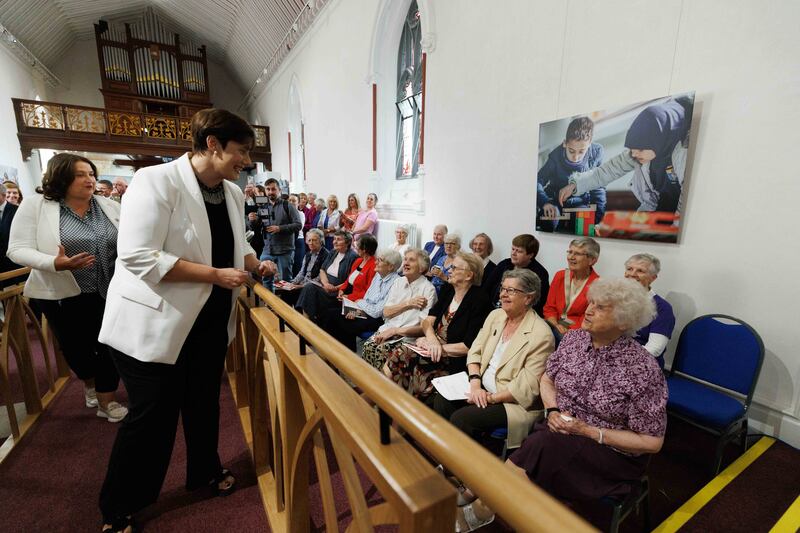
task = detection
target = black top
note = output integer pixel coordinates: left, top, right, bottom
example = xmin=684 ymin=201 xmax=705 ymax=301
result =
xmin=483 ymin=257 xmax=550 ymax=317
xmin=428 ymin=284 xmax=493 ymax=375
xmin=481 ymin=259 xmax=496 ymax=289
xmin=195 ymin=199 xmax=234 ymax=331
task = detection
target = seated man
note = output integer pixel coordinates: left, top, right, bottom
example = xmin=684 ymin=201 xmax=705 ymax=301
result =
xmin=326 ymin=249 xmax=402 ymax=351
xmin=624 ymin=253 xmax=676 ymax=368
xmin=483 ymin=234 xmax=549 ymax=317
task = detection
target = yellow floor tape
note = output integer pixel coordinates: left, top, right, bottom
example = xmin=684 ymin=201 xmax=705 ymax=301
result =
xmin=769 ymin=494 xmax=800 ymax=533
xmin=652 ymin=436 xmax=776 ymax=533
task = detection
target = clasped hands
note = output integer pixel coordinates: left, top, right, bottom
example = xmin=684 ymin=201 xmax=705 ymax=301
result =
xmin=546 ymin=409 xmax=590 ymax=437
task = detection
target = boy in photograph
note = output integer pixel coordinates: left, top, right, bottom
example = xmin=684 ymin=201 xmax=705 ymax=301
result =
xmin=536 ymin=117 xmax=606 ymax=232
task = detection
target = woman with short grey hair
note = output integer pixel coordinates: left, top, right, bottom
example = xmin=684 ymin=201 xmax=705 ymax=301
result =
xmin=326 ymin=248 xmax=403 ymax=351
xmin=430 ymin=233 xmax=461 ymax=295
xmin=543 ymin=237 xmax=600 ymax=338
xmin=624 ymin=253 xmax=675 ymax=367
xmin=502 ymin=269 xmax=542 ymax=306
xmin=390 ymin=224 xmax=411 ymax=259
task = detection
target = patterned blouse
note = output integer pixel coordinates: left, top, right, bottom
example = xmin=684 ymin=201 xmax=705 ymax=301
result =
xmin=59 ymin=197 xmax=117 ymax=298
xmin=546 ymin=329 xmax=668 ymax=437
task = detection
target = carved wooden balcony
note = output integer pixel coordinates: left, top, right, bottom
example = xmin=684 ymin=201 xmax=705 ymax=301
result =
xmin=11 ymin=98 xmax=271 ymax=167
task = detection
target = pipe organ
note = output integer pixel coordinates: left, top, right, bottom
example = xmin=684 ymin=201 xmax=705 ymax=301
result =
xmin=94 ymin=9 xmax=211 ymax=117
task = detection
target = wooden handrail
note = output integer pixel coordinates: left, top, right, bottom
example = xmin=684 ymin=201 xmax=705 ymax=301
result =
xmin=251 ymin=283 xmax=594 ymax=532
xmin=0 ymin=267 xmax=31 ymax=283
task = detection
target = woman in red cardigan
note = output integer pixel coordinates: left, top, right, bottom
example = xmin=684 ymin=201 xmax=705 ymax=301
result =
xmin=337 ymin=233 xmax=378 ymax=302
xmin=543 ymin=237 xmax=600 ymax=339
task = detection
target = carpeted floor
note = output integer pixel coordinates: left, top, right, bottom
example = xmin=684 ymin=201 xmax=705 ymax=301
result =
xmin=0 ymin=375 xmax=268 ymax=532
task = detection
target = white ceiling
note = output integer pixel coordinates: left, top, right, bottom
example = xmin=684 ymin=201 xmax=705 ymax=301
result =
xmin=0 ymin=0 xmax=321 ymax=100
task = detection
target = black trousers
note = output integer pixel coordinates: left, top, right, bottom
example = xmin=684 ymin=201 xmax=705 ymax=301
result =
xmin=325 ymin=310 xmax=383 ymax=352
xmin=35 ymin=293 xmax=120 ymax=393
xmin=433 ymin=393 xmax=508 ymax=442
xmin=99 ymin=320 xmax=229 ymax=522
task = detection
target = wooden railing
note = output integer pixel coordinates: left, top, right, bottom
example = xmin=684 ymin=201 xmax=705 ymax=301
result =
xmin=11 ymin=98 xmax=271 ymax=166
xmin=229 ymin=283 xmax=595 ymax=532
xmin=0 ymin=268 xmax=67 ymax=440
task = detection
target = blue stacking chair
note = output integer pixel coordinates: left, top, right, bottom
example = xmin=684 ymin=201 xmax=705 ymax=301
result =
xmin=666 ymin=314 xmax=764 ymax=475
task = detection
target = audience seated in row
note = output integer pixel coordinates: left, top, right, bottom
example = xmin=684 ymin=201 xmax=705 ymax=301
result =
xmin=277 ymin=228 xmax=329 ymax=307
xmin=383 ymin=251 xmax=492 ymax=400
xmin=468 ymin=233 xmax=495 ymax=287
xmin=423 ymin=224 xmax=448 ymax=273
xmin=295 ymin=230 xmax=357 ymax=320
xmin=429 ymin=233 xmax=461 ymax=295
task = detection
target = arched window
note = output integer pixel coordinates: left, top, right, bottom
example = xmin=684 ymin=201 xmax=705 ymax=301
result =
xmin=288 ymin=78 xmax=305 ymax=186
xmin=395 ymin=1 xmax=422 ymax=179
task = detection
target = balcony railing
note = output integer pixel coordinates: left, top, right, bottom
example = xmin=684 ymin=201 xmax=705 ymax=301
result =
xmin=11 ymin=98 xmax=271 ymax=166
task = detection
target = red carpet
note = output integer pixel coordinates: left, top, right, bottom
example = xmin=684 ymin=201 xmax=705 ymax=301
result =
xmin=0 ymin=376 xmax=268 ymax=532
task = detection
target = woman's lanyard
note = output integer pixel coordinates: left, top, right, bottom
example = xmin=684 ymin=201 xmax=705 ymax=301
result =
xmin=561 ymin=269 xmax=589 ymax=323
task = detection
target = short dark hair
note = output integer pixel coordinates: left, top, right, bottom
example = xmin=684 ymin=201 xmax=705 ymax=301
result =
xmin=191 ymin=108 xmax=254 ymax=154
xmin=265 ymin=177 xmax=279 ymax=187
xmin=565 ymin=116 xmax=594 ymax=143
xmin=358 ymin=234 xmax=378 ymax=255
xmin=334 ymin=230 xmax=353 ymax=246
xmin=37 ymin=153 xmax=98 ymax=202
xmin=255 ymin=185 xmax=266 ymax=194
xmin=98 ymin=179 xmax=113 ymax=187
xmin=511 ymin=233 xmax=540 ymax=257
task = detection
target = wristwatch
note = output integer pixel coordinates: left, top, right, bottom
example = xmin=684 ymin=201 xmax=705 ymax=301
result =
xmin=543 ymin=407 xmax=561 ymax=420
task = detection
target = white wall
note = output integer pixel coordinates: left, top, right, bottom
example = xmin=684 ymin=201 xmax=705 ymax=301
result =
xmin=0 ymin=45 xmax=50 ymax=195
xmin=247 ymin=0 xmax=800 ymax=445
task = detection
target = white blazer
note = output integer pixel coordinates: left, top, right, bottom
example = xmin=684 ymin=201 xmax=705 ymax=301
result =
xmin=98 ymin=153 xmax=255 ymax=364
xmin=7 ymin=193 xmax=121 ymax=299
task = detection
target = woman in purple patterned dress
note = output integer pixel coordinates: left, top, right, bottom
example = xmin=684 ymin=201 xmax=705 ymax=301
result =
xmin=505 ymin=277 xmax=667 ymax=503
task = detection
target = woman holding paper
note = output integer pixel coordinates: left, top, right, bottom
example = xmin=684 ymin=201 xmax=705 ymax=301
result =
xmin=383 ymin=252 xmax=492 ymax=399
xmin=433 ymin=269 xmax=554 ymax=450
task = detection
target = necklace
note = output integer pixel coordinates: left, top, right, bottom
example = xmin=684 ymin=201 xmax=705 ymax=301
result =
xmin=196 ymin=177 xmax=225 ymax=205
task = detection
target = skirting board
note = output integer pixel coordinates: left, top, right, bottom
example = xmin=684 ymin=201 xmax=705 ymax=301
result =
xmin=748 ymin=403 xmax=800 ymax=448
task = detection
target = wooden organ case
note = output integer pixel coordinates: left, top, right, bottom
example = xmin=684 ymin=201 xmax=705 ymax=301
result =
xmin=94 ymin=10 xmax=211 ymax=118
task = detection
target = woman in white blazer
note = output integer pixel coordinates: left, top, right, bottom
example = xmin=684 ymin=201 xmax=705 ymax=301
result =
xmin=98 ymin=109 xmax=273 ymax=533
xmin=8 ymin=153 xmax=127 ymax=422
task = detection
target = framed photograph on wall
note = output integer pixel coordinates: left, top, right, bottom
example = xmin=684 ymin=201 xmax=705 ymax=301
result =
xmin=535 ymin=92 xmax=695 ymax=243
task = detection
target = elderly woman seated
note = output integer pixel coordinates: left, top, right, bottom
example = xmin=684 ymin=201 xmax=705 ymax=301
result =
xmin=295 ymin=230 xmax=357 ymax=320
xmin=433 ymin=269 xmax=554 ymax=447
xmin=326 ymin=249 xmax=402 ymax=351
xmin=624 ymin=253 xmax=676 ymax=368
xmin=384 ymin=252 xmax=492 ymax=400
xmin=390 ymin=225 xmax=411 ymax=260
xmin=317 ymin=234 xmax=378 ymax=328
xmin=469 ymin=233 xmax=495 ymax=287
xmin=458 ymin=279 xmax=666 ymax=528
xmin=277 ymin=228 xmax=329 ymax=306
xmin=483 ymin=234 xmax=550 ymax=316
xmin=361 ymin=249 xmax=437 ymax=371
xmin=430 ymin=233 xmax=461 ymax=295
xmin=542 ymin=236 xmax=600 ymax=340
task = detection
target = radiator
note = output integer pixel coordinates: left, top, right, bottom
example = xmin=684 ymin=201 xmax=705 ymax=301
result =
xmin=376 ymin=219 xmax=420 ymax=249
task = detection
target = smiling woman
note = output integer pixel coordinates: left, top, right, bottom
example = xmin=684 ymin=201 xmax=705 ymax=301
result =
xmin=96 ymin=108 xmax=274 ymax=533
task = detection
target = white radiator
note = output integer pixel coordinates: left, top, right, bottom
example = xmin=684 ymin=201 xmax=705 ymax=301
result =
xmin=376 ymin=219 xmax=420 ymax=249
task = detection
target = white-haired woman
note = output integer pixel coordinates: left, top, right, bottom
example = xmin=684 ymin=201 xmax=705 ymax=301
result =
xmin=430 ymin=233 xmax=460 ymax=295
xmin=624 ymin=253 xmax=675 ymax=368
xmin=327 ymin=249 xmax=403 ymax=351
xmin=361 ymin=248 xmax=437 ymax=370
xmin=390 ymin=225 xmax=411 ymax=258
xmin=507 ymin=278 xmax=667 ymax=504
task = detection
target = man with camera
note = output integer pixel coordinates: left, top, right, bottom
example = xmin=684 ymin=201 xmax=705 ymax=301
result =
xmin=248 ymin=177 xmax=302 ymax=291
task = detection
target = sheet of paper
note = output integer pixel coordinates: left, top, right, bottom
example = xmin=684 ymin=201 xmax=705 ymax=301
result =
xmin=431 ymin=371 xmax=470 ymax=401
xmin=403 ymin=342 xmax=430 ymax=357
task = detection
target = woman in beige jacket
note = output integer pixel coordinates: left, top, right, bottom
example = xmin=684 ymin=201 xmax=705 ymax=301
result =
xmin=433 ymin=268 xmax=554 ymax=450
